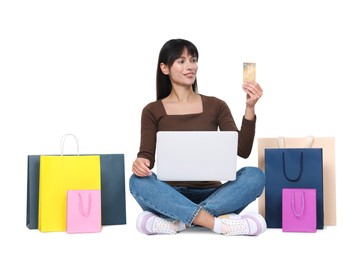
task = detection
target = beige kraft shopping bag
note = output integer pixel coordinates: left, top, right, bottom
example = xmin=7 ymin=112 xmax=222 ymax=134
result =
xmin=258 ymin=136 xmax=336 ymax=226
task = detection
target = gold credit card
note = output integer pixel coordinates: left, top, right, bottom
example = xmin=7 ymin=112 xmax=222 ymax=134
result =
xmin=243 ymin=62 xmax=256 ymax=83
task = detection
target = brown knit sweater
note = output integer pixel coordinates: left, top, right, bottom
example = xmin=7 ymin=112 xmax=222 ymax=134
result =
xmin=137 ymin=94 xmax=256 ymax=188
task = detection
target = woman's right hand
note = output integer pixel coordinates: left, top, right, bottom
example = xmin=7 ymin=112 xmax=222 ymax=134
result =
xmin=132 ymin=157 xmax=152 ymax=177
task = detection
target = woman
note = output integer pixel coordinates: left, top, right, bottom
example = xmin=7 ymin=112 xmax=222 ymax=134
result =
xmin=129 ymin=38 xmax=266 ymax=236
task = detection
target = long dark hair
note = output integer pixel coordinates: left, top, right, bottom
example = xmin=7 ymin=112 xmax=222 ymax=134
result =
xmin=156 ymin=39 xmax=199 ymax=100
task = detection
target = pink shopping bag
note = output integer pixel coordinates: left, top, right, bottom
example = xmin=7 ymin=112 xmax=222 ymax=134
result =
xmin=282 ymin=188 xmax=317 ymax=232
xmin=66 ymin=190 xmax=101 ymax=233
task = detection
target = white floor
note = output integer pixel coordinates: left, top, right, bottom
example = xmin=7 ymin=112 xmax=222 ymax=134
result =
xmin=4 ymin=193 xmax=360 ymax=260
xmin=14 ymin=224 xmax=347 ymax=260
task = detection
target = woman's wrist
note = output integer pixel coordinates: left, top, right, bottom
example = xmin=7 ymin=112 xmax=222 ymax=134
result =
xmin=244 ymin=106 xmax=255 ymax=121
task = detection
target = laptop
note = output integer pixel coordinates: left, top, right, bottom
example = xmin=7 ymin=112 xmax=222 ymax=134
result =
xmin=156 ymin=131 xmax=238 ymax=181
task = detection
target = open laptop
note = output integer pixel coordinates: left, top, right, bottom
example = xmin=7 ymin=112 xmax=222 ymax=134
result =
xmin=156 ymin=131 xmax=238 ymax=181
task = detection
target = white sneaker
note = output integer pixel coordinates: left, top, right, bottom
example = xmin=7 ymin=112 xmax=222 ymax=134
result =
xmin=220 ymin=212 xmax=267 ymax=236
xmin=217 ymin=213 xmax=241 ymax=220
xmin=136 ymin=211 xmax=178 ymax=235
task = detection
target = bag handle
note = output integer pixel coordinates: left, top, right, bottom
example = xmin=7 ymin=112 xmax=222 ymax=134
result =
xmin=277 ymin=136 xmax=314 ymax=148
xmin=305 ymin=136 xmax=314 ymax=148
xmin=60 ymin=134 xmax=80 ymax=156
xmin=282 ymin=151 xmax=303 ymax=182
xmin=291 ymin=191 xmax=305 ymax=219
xmin=278 ymin=136 xmax=285 ymax=148
xmin=78 ymin=192 xmax=92 ymax=217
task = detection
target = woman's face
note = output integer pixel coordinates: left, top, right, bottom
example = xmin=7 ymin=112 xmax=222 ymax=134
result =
xmin=162 ymin=48 xmax=198 ymax=88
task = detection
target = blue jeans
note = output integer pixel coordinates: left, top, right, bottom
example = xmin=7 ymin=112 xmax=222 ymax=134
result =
xmin=129 ymin=166 xmax=265 ymax=226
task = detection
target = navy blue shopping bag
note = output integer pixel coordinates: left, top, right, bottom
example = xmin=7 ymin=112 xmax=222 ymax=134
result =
xmin=265 ymin=148 xmax=324 ymax=229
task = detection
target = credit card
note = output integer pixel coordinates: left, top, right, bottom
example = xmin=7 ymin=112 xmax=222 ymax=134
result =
xmin=243 ymin=62 xmax=256 ymax=83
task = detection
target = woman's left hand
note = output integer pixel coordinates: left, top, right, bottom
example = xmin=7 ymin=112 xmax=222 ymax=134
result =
xmin=243 ymin=81 xmax=263 ymax=108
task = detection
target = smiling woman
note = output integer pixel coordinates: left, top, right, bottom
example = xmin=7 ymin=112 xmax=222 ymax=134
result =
xmin=156 ymin=39 xmax=200 ymax=100
xmin=129 ymin=38 xmax=266 ymax=236
xmin=160 ymin=49 xmax=198 ymax=97
xmin=159 ymin=43 xmax=201 ymax=115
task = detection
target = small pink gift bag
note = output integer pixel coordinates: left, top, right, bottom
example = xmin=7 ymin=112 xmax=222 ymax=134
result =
xmin=282 ymin=188 xmax=317 ymax=232
xmin=66 ymin=190 xmax=101 ymax=233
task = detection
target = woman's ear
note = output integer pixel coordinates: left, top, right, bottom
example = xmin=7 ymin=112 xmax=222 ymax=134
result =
xmin=160 ymin=63 xmax=169 ymax=75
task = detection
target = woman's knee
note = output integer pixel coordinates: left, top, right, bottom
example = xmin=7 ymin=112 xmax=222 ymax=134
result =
xmin=251 ymin=167 xmax=265 ymax=185
xmin=129 ymin=173 xmax=157 ymax=194
xmin=129 ymin=173 xmax=144 ymax=193
xmin=238 ymin=166 xmax=265 ymax=192
xmin=129 ymin=174 xmax=136 ymax=192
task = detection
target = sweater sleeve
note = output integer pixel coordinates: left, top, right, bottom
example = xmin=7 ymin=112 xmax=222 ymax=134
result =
xmin=137 ymin=104 xmax=158 ymax=169
xmin=238 ymin=116 xmax=256 ymax=158
xmin=216 ymin=98 xmax=256 ymax=158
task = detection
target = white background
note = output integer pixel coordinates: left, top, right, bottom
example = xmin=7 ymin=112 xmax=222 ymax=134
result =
xmin=1 ymin=0 xmax=363 ymax=259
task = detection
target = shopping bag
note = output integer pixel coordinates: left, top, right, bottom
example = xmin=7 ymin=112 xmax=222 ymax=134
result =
xmin=26 ymin=155 xmax=41 ymax=229
xmin=27 ymin=154 xmax=126 ymax=229
xmin=99 ymin=154 xmax=127 ymax=226
xmin=26 ymin=144 xmax=126 ymax=229
xmin=66 ymin=190 xmax=101 ymax=233
xmin=258 ymin=136 xmax=336 ymax=226
xmin=38 ymin=134 xmax=101 ymax=232
xmin=264 ymin=148 xmax=324 ymax=229
xmin=38 ymin=155 xmax=101 ymax=232
xmin=282 ymin=188 xmax=317 ymax=232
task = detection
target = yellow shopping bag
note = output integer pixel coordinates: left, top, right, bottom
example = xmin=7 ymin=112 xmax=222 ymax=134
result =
xmin=38 ymin=134 xmax=101 ymax=232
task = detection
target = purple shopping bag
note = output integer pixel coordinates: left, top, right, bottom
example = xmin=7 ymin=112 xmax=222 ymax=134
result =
xmin=282 ymin=188 xmax=317 ymax=233
xmin=66 ymin=190 xmax=101 ymax=234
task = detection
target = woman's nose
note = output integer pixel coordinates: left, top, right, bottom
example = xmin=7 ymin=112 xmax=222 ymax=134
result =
xmin=185 ymin=60 xmax=196 ymax=69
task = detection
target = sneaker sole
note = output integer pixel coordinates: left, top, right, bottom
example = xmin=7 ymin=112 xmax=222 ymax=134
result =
xmin=136 ymin=211 xmax=156 ymax=235
xmin=242 ymin=212 xmax=267 ymax=235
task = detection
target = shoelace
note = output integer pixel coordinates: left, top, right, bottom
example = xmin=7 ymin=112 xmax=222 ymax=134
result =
xmin=222 ymin=218 xmax=251 ymax=236
xmin=152 ymin=217 xmax=177 ymax=234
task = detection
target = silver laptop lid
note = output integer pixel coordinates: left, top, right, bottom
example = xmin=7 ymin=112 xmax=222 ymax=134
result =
xmin=156 ymin=131 xmax=238 ymax=181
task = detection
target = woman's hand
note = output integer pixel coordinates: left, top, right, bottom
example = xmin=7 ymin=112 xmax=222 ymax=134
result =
xmin=243 ymin=81 xmax=263 ymax=120
xmin=132 ymin=157 xmax=152 ymax=177
xmin=243 ymin=81 xmax=263 ymax=107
